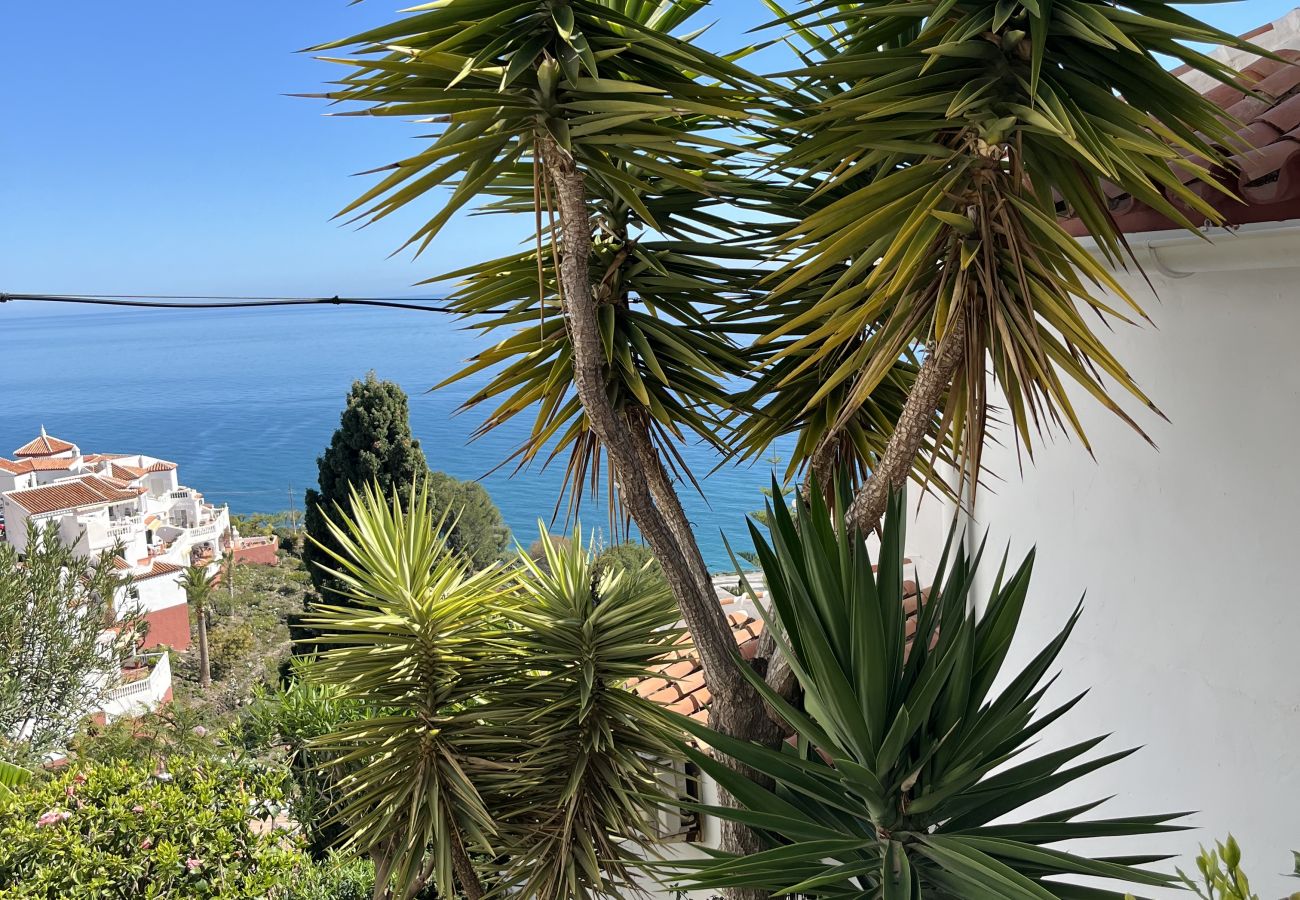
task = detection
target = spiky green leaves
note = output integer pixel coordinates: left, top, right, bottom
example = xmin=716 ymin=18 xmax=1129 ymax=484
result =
xmin=745 ymin=0 xmax=1261 ymax=486
xmin=302 ymin=485 xmax=685 ymax=899
xmin=317 ymin=1 xmax=776 ymax=509
xmin=664 ymin=485 xmax=1189 ymax=898
xmin=492 ymin=532 xmax=684 ymax=900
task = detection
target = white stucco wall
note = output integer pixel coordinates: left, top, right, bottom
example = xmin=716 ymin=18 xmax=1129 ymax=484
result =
xmin=916 ymin=222 xmax=1300 ymax=893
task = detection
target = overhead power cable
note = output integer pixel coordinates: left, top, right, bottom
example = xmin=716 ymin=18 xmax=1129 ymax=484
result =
xmin=0 ymin=291 xmax=518 ymax=315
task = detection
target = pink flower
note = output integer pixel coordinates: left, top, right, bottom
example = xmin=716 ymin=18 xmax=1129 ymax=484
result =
xmin=35 ymin=810 xmax=71 ymax=828
xmin=64 ymin=785 xmax=76 ymax=797
xmin=191 ymin=725 xmax=208 ymax=738
xmin=72 ymin=773 xmax=87 ymax=785
xmin=139 ymin=838 xmax=153 ymax=850
xmin=186 ymin=857 xmax=202 ymax=871
xmin=131 ymin=804 xmax=145 ymax=813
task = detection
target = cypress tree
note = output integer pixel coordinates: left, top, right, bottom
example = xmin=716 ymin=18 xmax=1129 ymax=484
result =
xmin=302 ymin=372 xmax=511 ymax=599
xmin=303 ymin=372 xmax=429 ymax=596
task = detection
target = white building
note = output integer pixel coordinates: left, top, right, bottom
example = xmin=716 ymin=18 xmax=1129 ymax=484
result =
xmin=1 ymin=429 xmax=230 ymax=721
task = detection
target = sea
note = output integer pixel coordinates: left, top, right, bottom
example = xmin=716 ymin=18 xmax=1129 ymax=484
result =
xmin=0 ymin=304 xmax=790 ymax=570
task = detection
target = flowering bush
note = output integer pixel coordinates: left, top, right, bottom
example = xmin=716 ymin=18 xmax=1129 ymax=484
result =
xmin=0 ymin=756 xmax=309 ymax=898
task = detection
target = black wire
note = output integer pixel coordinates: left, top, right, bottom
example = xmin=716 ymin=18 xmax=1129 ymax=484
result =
xmin=0 ymin=292 xmax=515 ymax=315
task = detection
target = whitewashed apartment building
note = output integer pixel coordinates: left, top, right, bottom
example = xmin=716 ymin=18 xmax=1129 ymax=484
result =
xmin=1 ymin=429 xmax=230 ymax=720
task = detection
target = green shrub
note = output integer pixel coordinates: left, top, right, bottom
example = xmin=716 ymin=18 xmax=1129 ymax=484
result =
xmin=239 ymin=660 xmax=371 ymax=858
xmin=0 ymin=756 xmax=307 ymax=899
xmin=69 ymin=703 xmax=223 ymax=768
xmin=286 ymin=854 xmax=374 ymax=900
xmin=209 ymin=623 xmax=257 ymax=680
xmin=593 ymin=540 xmax=664 ymax=584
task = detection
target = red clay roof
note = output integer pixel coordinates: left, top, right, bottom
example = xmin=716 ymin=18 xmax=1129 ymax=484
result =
xmin=5 ymin=475 xmax=143 ymax=515
xmin=111 ymin=463 xmax=147 ymax=481
xmin=633 ymin=585 xmax=925 ymax=725
xmin=145 ymin=460 xmax=177 ymax=472
xmin=14 ymin=433 xmax=76 ymax=457
xmin=1064 ymin=20 xmax=1300 ymax=236
xmin=83 ymin=453 xmax=127 ymax=464
xmin=0 ymin=458 xmax=30 ymax=474
xmin=135 ymin=560 xmax=184 ymax=581
xmin=23 ymin=457 xmax=76 ymax=471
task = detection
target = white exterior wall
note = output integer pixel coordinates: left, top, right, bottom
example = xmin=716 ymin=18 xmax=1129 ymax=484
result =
xmin=906 ymin=223 xmax=1300 ymax=894
xmin=128 ymin=570 xmax=188 ymax=615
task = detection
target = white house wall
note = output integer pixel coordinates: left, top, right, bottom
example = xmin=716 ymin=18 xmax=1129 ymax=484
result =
xmin=915 ymin=222 xmax=1300 ymax=894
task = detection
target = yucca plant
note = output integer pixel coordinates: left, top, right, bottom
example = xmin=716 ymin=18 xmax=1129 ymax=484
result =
xmin=301 ymin=484 xmax=684 ymax=900
xmin=488 ymin=530 xmax=684 ymax=900
xmin=303 ymin=482 xmax=514 ymax=900
xmin=744 ymin=1 xmax=1262 ymax=527
xmin=0 ymin=761 xmax=31 ymax=799
xmin=316 ymin=2 xmax=1260 ymax=893
xmin=661 ymin=483 xmax=1188 ymax=899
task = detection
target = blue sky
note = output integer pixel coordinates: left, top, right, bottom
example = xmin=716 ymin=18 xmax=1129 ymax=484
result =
xmin=1 ymin=1 xmax=1291 ymax=302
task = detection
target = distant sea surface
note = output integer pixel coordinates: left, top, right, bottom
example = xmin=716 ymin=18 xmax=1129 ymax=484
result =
xmin=0 ymin=305 xmax=787 ymax=570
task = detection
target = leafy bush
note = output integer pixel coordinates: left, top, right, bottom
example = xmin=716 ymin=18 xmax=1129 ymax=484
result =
xmin=671 ymin=486 xmax=1190 ymax=898
xmin=594 ymin=540 xmax=664 ymax=584
xmin=285 ymin=853 xmax=375 ymax=900
xmin=0 ymin=756 xmax=306 ymax=899
xmin=70 ymin=703 xmax=224 ymax=768
xmin=239 ymin=659 xmax=371 ymax=857
xmin=208 ymin=623 xmax=257 ymax=681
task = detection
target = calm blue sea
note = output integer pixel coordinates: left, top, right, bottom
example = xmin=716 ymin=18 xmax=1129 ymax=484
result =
xmin=0 ymin=305 xmax=787 ymax=570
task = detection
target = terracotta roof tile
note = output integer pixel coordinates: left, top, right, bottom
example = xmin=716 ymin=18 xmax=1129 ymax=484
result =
xmin=145 ymin=461 xmax=177 ymax=472
xmin=1063 ymin=16 xmax=1300 ymax=237
xmin=24 ymin=457 xmax=76 ymax=471
xmin=632 ymin=583 xmax=928 ymax=727
xmin=135 ymin=561 xmax=184 ymax=581
xmin=14 ymin=433 xmax=76 ymax=457
xmin=111 ymin=463 xmax=147 ymax=481
xmin=0 ymin=459 xmax=29 ymax=474
xmin=5 ymin=475 xmax=142 ymax=515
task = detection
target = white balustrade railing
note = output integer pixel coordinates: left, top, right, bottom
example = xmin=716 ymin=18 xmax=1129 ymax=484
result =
xmin=104 ymin=652 xmax=171 ymax=707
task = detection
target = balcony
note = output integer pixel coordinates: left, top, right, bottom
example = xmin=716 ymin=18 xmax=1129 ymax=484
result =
xmin=106 ymin=515 xmax=144 ymax=540
xmin=100 ymin=651 xmax=171 ymax=722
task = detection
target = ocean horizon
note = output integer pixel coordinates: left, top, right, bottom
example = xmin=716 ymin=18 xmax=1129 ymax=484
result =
xmin=0 ymin=304 xmax=788 ymax=570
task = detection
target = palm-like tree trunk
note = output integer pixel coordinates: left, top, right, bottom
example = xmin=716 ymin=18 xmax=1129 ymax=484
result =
xmin=543 ymin=139 xmax=784 ymax=897
xmin=196 ymin=599 xmax=211 ymax=689
xmin=846 ymin=306 xmax=969 ymax=531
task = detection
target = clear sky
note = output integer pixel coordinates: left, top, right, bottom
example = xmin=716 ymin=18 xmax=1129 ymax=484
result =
xmin=2 ymin=1 xmax=1292 ymax=302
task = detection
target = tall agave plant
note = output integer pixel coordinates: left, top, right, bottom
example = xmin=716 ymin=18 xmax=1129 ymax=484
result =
xmin=666 ymin=485 xmax=1189 ymax=899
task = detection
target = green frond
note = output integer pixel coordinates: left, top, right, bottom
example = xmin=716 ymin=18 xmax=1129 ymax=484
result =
xmin=666 ymin=482 xmax=1189 ymax=898
xmin=754 ymin=0 xmax=1261 ymax=486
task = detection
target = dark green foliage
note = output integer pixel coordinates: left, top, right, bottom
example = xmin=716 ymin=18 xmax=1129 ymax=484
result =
xmin=667 ymin=484 xmax=1189 ymax=899
xmin=241 ymin=659 xmax=371 ymax=858
xmin=0 ymin=756 xmax=306 ymax=899
xmin=303 ymin=373 xmax=509 ymax=598
xmin=303 ymin=372 xmax=430 ymax=595
xmin=594 ymin=540 xmax=664 ymax=585
xmin=286 ymin=854 xmax=376 ymax=900
xmin=426 ymin=470 xmax=510 ymax=570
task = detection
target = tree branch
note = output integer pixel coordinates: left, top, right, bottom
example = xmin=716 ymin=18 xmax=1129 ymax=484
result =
xmin=846 ymin=306 xmax=968 ymax=532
